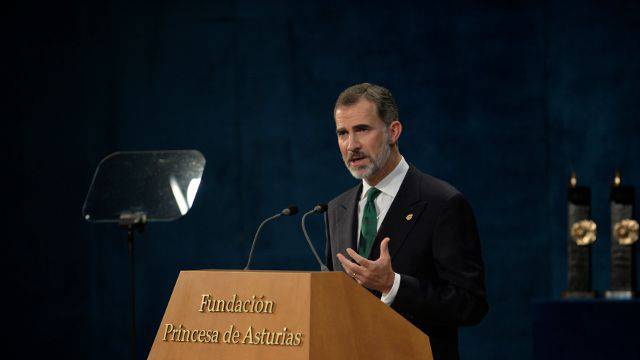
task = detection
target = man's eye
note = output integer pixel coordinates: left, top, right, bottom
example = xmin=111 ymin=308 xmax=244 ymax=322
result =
xmin=337 ymin=131 xmax=347 ymax=136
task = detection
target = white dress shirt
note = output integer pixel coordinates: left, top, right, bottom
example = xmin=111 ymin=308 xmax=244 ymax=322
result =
xmin=357 ymin=156 xmax=409 ymax=305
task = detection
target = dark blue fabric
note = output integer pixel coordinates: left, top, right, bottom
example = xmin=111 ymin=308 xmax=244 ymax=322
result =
xmin=8 ymin=0 xmax=640 ymax=359
xmin=532 ymin=299 xmax=640 ymax=359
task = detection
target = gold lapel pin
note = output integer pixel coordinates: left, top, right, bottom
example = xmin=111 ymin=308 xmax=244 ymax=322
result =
xmin=406 ymin=213 xmax=413 ymax=221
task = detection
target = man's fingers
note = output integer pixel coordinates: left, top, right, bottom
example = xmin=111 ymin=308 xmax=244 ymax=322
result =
xmin=336 ymin=253 xmax=350 ymax=269
xmin=338 ymin=255 xmax=361 ymax=284
xmin=338 ymin=252 xmax=369 ymax=285
xmin=379 ymin=237 xmax=391 ymax=259
xmin=346 ymin=248 xmax=372 ymax=268
xmin=337 ymin=253 xmax=359 ymax=275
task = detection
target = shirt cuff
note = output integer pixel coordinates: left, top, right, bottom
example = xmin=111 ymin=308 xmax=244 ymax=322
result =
xmin=380 ymin=272 xmax=401 ymax=306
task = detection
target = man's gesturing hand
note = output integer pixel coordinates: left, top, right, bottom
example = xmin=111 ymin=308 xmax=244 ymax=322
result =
xmin=336 ymin=237 xmax=395 ymax=293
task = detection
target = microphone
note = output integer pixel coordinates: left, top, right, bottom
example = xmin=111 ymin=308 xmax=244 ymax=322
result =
xmin=301 ymin=203 xmax=329 ymax=271
xmin=244 ymin=205 xmax=298 ymax=270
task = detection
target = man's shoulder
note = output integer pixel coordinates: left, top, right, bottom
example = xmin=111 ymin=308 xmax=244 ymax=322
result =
xmin=410 ymin=166 xmax=466 ymax=205
xmin=327 ymin=183 xmax=361 ymax=210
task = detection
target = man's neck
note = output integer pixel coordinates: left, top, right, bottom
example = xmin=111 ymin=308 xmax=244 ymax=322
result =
xmin=364 ymin=151 xmax=402 ymax=187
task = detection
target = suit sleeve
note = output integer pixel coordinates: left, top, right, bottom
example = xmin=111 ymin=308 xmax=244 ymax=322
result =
xmin=391 ymin=193 xmax=488 ymax=326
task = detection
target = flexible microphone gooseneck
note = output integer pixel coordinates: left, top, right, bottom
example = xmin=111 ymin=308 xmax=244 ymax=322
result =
xmin=301 ymin=203 xmax=329 ymax=271
xmin=244 ymin=205 xmax=298 ymax=270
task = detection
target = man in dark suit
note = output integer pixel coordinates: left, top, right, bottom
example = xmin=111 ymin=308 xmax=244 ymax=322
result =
xmin=325 ymin=83 xmax=488 ymax=360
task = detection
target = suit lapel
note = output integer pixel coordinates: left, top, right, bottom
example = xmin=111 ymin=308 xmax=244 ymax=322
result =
xmin=368 ymin=166 xmax=427 ymax=260
xmin=335 ymin=184 xmax=362 ymax=255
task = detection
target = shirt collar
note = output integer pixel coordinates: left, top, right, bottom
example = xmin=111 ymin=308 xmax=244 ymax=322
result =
xmin=361 ymin=156 xmax=410 ymax=200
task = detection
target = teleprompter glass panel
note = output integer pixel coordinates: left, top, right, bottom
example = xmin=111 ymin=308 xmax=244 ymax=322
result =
xmin=82 ymin=150 xmax=206 ymax=223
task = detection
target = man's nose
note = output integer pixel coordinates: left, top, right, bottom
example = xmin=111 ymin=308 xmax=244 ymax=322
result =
xmin=346 ymin=134 xmax=360 ymax=151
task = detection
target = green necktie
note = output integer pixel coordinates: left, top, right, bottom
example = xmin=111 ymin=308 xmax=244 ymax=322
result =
xmin=359 ymin=187 xmax=382 ymax=258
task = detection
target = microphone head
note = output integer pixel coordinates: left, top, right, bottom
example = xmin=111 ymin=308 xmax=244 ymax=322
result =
xmin=313 ymin=203 xmax=328 ymax=214
xmin=282 ymin=205 xmax=298 ymax=216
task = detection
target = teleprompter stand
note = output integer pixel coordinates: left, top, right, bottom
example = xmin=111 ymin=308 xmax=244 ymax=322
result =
xmin=120 ymin=212 xmax=146 ymax=359
xmin=82 ymin=150 xmax=206 ymax=359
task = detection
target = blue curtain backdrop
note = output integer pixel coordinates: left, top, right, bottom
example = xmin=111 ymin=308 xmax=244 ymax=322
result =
xmin=9 ymin=0 xmax=639 ymax=359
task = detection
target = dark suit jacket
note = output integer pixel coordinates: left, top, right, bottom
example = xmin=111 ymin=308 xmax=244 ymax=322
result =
xmin=325 ymin=165 xmax=488 ymax=360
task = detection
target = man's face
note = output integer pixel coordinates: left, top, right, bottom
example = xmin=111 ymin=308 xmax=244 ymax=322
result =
xmin=335 ymin=99 xmax=391 ymax=180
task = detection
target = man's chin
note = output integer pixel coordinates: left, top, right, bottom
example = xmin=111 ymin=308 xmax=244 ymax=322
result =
xmin=347 ymin=165 xmax=374 ymax=180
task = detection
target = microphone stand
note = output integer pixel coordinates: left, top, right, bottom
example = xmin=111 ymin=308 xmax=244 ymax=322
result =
xmin=301 ymin=207 xmax=329 ymax=271
xmin=244 ymin=213 xmax=282 ymax=270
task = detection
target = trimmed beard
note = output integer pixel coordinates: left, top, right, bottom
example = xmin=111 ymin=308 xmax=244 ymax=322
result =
xmin=346 ymin=133 xmax=392 ymax=180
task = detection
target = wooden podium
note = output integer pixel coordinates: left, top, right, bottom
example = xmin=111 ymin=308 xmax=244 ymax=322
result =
xmin=148 ymin=270 xmax=432 ymax=359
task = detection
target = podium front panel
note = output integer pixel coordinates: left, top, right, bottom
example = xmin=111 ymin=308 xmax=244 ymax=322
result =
xmin=149 ymin=270 xmax=310 ymax=359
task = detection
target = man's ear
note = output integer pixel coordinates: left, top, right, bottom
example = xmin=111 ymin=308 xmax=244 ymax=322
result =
xmin=388 ymin=120 xmax=402 ymax=144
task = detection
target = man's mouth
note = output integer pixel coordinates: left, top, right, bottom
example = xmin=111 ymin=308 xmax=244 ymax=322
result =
xmin=348 ymin=154 xmax=368 ymax=167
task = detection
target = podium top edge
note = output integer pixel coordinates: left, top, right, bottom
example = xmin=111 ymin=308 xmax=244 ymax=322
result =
xmin=181 ymin=269 xmax=337 ymax=274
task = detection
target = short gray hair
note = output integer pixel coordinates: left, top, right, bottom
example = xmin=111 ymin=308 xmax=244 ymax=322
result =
xmin=334 ymin=83 xmax=399 ymax=126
